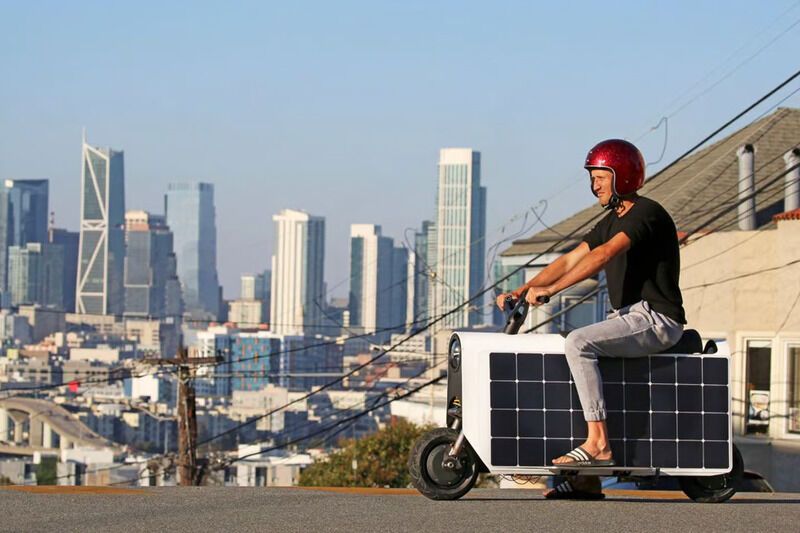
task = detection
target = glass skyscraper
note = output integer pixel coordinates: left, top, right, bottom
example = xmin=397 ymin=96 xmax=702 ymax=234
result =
xmin=76 ymin=138 xmax=125 ymax=315
xmin=431 ymin=148 xmax=486 ymax=329
xmin=7 ymin=242 xmax=64 ymax=308
xmin=49 ymin=228 xmax=79 ymax=313
xmin=0 ymin=179 xmax=49 ymax=303
xmin=165 ymin=182 xmax=220 ymax=320
xmin=123 ymin=210 xmax=182 ymax=318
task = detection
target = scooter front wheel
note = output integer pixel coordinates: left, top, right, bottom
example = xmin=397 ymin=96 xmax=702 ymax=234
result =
xmin=408 ymin=428 xmax=478 ymax=500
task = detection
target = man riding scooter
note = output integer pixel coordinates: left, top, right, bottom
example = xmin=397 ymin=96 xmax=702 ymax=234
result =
xmin=496 ymin=139 xmax=686 ymax=499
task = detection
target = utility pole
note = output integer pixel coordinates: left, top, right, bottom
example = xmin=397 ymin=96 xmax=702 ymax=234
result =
xmin=177 ymin=344 xmax=197 ymax=486
xmin=144 ymin=343 xmax=220 ymax=486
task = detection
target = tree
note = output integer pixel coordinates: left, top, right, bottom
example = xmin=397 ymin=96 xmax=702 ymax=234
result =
xmin=299 ymin=419 xmax=430 ymax=488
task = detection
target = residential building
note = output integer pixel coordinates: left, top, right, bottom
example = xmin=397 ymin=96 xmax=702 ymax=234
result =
xmin=165 ymin=182 xmax=220 ymax=320
xmin=500 ymin=107 xmax=800 ymax=490
xmin=270 ymin=209 xmax=325 ymax=336
xmin=76 ymin=137 xmax=125 ymax=315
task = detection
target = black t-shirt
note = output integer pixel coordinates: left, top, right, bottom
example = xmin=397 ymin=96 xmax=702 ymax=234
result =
xmin=582 ymin=196 xmax=686 ymax=324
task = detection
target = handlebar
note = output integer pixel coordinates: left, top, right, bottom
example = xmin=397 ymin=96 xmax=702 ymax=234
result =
xmin=502 ymin=289 xmax=550 ymax=335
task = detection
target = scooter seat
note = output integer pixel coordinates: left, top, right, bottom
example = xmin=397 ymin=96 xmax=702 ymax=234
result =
xmin=658 ymin=329 xmax=703 ymax=354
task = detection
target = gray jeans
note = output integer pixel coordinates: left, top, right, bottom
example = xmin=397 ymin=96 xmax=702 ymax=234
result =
xmin=565 ymin=300 xmax=684 ymax=422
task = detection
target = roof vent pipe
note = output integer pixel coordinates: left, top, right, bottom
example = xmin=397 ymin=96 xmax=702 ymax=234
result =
xmin=784 ymin=148 xmax=800 ymax=212
xmin=736 ymin=144 xmax=756 ymax=231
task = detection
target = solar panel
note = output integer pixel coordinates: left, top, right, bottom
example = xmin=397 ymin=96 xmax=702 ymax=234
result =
xmin=488 ymin=352 xmax=730 ymax=470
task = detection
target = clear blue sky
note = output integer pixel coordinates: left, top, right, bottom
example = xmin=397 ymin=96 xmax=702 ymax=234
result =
xmin=1 ymin=1 xmax=799 ymax=298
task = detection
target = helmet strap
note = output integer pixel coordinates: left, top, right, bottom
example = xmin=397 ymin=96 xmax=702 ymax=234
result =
xmin=603 ymin=194 xmax=621 ymax=211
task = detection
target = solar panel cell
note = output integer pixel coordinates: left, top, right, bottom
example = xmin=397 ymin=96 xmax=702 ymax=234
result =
xmin=517 ymin=353 xmax=543 ymax=380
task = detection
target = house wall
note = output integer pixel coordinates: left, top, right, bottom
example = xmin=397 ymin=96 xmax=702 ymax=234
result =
xmin=679 ymin=218 xmax=800 ymax=490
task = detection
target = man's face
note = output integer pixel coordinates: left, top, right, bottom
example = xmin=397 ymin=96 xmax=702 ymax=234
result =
xmin=590 ymin=169 xmax=614 ymax=206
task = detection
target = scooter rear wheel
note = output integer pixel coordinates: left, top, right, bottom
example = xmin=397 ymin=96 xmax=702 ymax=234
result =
xmin=678 ymin=444 xmax=744 ymax=503
xmin=408 ymin=428 xmax=478 ymax=500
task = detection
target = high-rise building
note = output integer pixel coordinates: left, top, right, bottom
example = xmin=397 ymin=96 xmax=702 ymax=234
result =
xmin=7 ymin=243 xmax=64 ymax=308
xmin=348 ymin=224 xmax=394 ymax=336
xmin=431 ymin=148 xmax=486 ymax=329
xmin=0 ymin=179 xmax=49 ymax=301
xmin=390 ymin=245 xmax=409 ymax=332
xmin=269 ymin=209 xmax=325 ymax=336
xmin=407 ymin=220 xmax=433 ymax=329
xmin=48 ymin=228 xmax=79 ymax=313
xmin=348 ymin=224 xmax=408 ymax=340
xmin=76 ymin=138 xmax=126 ymax=315
xmin=165 ymin=182 xmax=220 ymax=320
xmin=123 ymin=210 xmax=182 ymax=318
xmin=240 ymin=271 xmax=270 ymax=323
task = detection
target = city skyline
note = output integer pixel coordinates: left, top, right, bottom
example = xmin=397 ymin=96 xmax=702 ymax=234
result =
xmin=3 ymin=2 xmax=799 ymax=297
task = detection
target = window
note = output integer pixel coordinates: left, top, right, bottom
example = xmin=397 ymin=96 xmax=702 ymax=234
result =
xmin=745 ymin=340 xmax=772 ymax=434
xmin=561 ymin=296 xmax=597 ymax=332
xmin=789 ymin=345 xmax=800 ymax=434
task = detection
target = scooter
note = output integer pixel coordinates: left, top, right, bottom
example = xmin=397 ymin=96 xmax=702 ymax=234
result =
xmin=408 ymin=291 xmax=743 ymax=502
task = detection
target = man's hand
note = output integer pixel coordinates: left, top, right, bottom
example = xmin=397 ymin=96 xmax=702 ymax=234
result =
xmin=495 ymin=292 xmax=516 ymax=311
xmin=525 ymin=286 xmax=553 ymax=306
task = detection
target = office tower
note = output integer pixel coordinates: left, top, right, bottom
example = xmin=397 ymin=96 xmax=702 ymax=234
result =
xmin=76 ymin=138 xmax=125 ymax=315
xmin=431 ymin=148 xmax=486 ymax=329
xmin=7 ymin=243 xmax=64 ymax=308
xmin=123 ymin=210 xmax=181 ymax=318
xmin=0 ymin=179 xmax=49 ymax=301
xmin=165 ymin=182 xmax=220 ymax=320
xmin=407 ymin=220 xmax=433 ymax=328
xmin=48 ymin=228 xmax=79 ymax=313
xmin=390 ymin=245 xmax=409 ymax=332
xmin=348 ymin=224 xmax=393 ymax=336
xmin=270 ymin=209 xmax=325 ymax=336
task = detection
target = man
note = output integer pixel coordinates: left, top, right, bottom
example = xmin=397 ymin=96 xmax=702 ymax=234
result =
xmin=497 ymin=139 xmax=686 ymax=497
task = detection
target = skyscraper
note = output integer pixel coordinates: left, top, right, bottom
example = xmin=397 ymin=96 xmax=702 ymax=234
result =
xmin=270 ymin=209 xmax=325 ymax=336
xmin=76 ymin=138 xmax=125 ymax=315
xmin=7 ymin=243 xmax=64 ymax=308
xmin=348 ymin=224 xmax=394 ymax=336
xmin=407 ymin=220 xmax=433 ymax=328
xmin=48 ymin=228 xmax=79 ymax=313
xmin=431 ymin=148 xmax=486 ymax=329
xmin=123 ymin=210 xmax=182 ymax=318
xmin=165 ymin=182 xmax=220 ymax=320
xmin=0 ymin=179 xmax=49 ymax=302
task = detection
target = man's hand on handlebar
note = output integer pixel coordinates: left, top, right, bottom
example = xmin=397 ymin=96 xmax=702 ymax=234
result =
xmin=495 ymin=292 xmax=516 ymax=311
xmin=525 ymin=286 xmax=552 ymax=307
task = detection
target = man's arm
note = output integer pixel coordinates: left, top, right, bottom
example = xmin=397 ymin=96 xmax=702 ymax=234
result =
xmin=511 ymin=242 xmax=592 ymax=298
xmin=526 ymin=232 xmax=631 ymax=304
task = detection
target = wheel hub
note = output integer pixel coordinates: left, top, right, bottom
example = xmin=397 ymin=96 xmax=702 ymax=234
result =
xmin=425 ymin=444 xmax=466 ymax=487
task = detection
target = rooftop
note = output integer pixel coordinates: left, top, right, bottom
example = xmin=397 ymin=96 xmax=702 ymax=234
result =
xmin=502 ymin=107 xmax=800 ymax=257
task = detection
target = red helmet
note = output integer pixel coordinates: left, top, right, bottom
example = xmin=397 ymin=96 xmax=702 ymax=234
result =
xmin=584 ymin=139 xmax=645 ymax=198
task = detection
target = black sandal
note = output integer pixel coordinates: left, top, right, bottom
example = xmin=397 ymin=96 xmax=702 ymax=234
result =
xmin=544 ymin=478 xmax=605 ymax=500
xmin=552 ymin=445 xmax=615 ymax=467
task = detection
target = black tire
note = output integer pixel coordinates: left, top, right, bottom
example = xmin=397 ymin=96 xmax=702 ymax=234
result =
xmin=678 ymin=444 xmax=744 ymax=503
xmin=408 ymin=428 xmax=478 ymax=500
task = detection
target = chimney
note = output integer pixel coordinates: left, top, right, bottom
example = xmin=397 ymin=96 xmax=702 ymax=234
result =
xmin=736 ymin=144 xmax=756 ymax=231
xmin=784 ymin=148 xmax=800 ymax=212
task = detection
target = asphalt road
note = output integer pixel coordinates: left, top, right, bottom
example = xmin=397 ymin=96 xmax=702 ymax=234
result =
xmin=1 ymin=486 xmax=798 ymax=533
